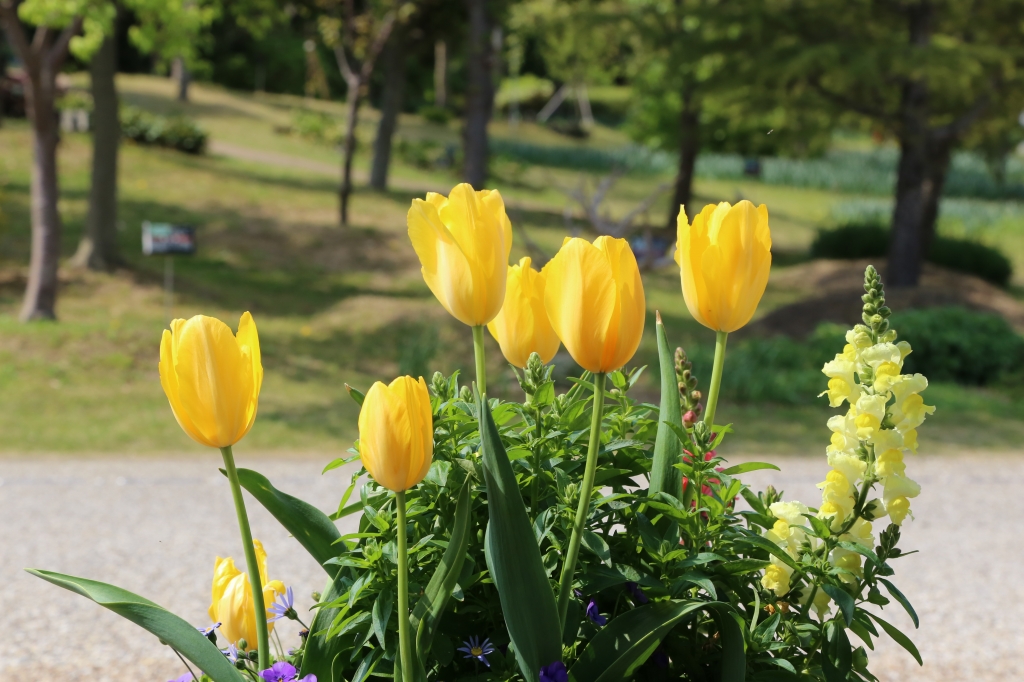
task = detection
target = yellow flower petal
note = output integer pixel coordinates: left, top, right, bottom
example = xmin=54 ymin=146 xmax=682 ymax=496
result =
xmin=487 ymin=257 xmax=561 ymax=367
xmin=358 ymin=376 xmax=434 ymax=491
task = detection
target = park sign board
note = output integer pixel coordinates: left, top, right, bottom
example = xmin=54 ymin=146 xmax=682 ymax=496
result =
xmin=142 ymin=222 xmax=196 ymax=256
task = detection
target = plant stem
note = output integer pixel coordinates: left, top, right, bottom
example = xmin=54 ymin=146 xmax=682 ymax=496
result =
xmin=472 ymin=325 xmax=487 ymax=396
xmin=702 ymin=331 xmax=729 ymax=428
xmin=220 ymin=446 xmax=271 ymax=671
xmin=396 ymin=490 xmax=415 ymax=681
xmin=531 ymin=403 xmax=544 ymax=512
xmin=556 ymin=372 xmax=607 ymax=627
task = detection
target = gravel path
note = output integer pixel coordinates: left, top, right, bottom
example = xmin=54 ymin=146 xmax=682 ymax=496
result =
xmin=1 ymin=452 xmax=1019 ymax=681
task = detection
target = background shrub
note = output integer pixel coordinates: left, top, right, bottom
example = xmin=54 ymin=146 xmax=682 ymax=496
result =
xmin=891 ymin=307 xmax=1024 ymax=385
xmin=121 ymin=106 xmax=207 ymax=154
xmin=810 ymin=223 xmax=1013 ymax=286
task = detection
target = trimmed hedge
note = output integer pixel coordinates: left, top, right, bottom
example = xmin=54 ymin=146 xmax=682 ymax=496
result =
xmin=810 ymin=223 xmax=1013 ymax=287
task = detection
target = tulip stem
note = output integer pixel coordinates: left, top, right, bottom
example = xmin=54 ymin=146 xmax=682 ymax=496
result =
xmin=556 ymin=372 xmax=606 ymax=628
xmin=220 ymin=446 xmax=271 ymax=671
xmin=703 ymin=331 xmax=729 ymax=429
xmin=472 ymin=325 xmax=487 ymax=395
xmin=395 ymin=490 xmax=415 ymax=682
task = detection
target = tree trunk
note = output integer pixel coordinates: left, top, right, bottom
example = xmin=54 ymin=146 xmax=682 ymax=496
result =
xmin=74 ymin=33 xmax=120 ymax=271
xmin=339 ymin=75 xmax=361 ymax=226
xmin=22 ymin=70 xmax=62 ymax=320
xmin=434 ymin=40 xmax=446 ymax=108
xmin=370 ymin=33 xmax=406 ymax=191
xmin=462 ymin=0 xmax=494 ymax=189
xmin=171 ymin=56 xmax=189 ymax=102
xmin=667 ymin=92 xmax=700 ymax=229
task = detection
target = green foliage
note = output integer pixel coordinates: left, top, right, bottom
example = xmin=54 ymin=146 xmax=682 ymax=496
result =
xmin=891 ymin=307 xmax=1024 ymax=385
xmin=290 ymin=109 xmax=342 ymax=145
xmin=121 ymin=105 xmax=207 ymax=154
xmin=418 ymin=105 xmax=452 ymax=125
xmin=810 ymin=223 xmax=1014 ymax=286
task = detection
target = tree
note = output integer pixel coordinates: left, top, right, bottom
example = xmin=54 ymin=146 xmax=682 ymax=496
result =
xmin=0 ymin=0 xmax=102 ymax=320
xmin=317 ymin=0 xmax=414 ymax=226
xmin=369 ymin=25 xmax=406 ymax=191
xmin=767 ymin=0 xmax=1024 ymax=286
xmin=461 ymin=0 xmax=494 ymax=189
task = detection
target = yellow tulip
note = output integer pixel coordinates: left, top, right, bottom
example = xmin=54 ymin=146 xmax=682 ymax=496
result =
xmin=159 ymin=313 xmax=262 ymax=448
xmin=407 ymin=183 xmax=513 ymax=326
xmin=675 ymin=201 xmax=772 ymax=332
xmin=543 ymin=236 xmax=646 ymax=374
xmin=358 ymin=376 xmax=434 ymax=492
xmin=209 ymin=539 xmax=285 ymax=649
xmin=486 ymin=256 xmax=561 ymax=368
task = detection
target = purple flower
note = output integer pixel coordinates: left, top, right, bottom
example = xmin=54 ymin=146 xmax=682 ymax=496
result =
xmin=539 ymin=661 xmax=568 ymax=682
xmin=457 ymin=636 xmax=496 ymax=667
xmin=626 ymin=581 xmax=649 ymax=605
xmin=221 ymin=642 xmax=239 ymax=663
xmin=650 ymin=648 xmax=670 ymax=669
xmin=268 ymin=585 xmax=296 ymax=622
xmin=168 ymin=675 xmax=196 ymax=682
xmin=586 ymin=599 xmax=607 ymax=626
xmin=259 ymin=661 xmax=316 ymax=682
xmin=197 ymin=622 xmax=221 ymax=636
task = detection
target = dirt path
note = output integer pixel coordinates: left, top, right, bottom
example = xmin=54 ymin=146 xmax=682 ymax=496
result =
xmin=1 ymin=452 xmax=1018 ymax=681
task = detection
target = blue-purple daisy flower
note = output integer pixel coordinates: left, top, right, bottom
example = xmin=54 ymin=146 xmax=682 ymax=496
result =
xmin=457 ymin=636 xmax=496 ymax=667
xmin=258 ymin=661 xmax=316 ymax=682
xmin=268 ymin=585 xmax=296 ymax=622
xmin=222 ymin=642 xmax=239 ymax=663
xmin=197 ymin=622 xmax=221 ymax=644
xmin=539 ymin=660 xmax=568 ymax=682
xmin=168 ymin=675 xmax=196 ymax=682
xmin=586 ymin=599 xmax=607 ymax=626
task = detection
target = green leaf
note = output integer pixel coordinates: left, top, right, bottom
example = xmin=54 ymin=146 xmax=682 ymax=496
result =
xmin=878 ymin=578 xmax=919 ymax=628
xmin=736 ymin=532 xmax=798 ymax=570
xmin=372 ymin=589 xmax=393 ymax=648
xmin=26 ymin=570 xmax=244 ymax=682
xmin=837 ymin=540 xmax=883 ymax=568
xmin=345 ymin=383 xmax=365 ymax=405
xmin=581 ymin=530 xmax=613 ymax=567
xmin=804 ymin=514 xmax=832 ymax=540
xmin=821 ymin=584 xmax=855 ymax=626
xmin=477 ymin=391 xmax=562 ymax=682
xmin=821 ymin=621 xmax=852 ymax=682
xmin=568 ymin=600 xmax=745 ymax=682
xmin=719 ymin=462 xmax=781 ymax=476
xmin=866 ymin=612 xmax=923 ymax=665
xmin=411 ymin=479 xmax=473 ymax=659
xmin=302 ymin=577 xmax=348 ymax=681
xmin=232 ymin=469 xmax=341 ymax=577
xmin=649 ymin=316 xmax=685 ymax=499
xmin=718 ymin=559 xmax=771 ymax=575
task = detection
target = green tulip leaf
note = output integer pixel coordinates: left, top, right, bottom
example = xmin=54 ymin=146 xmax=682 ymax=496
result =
xmin=231 ymin=468 xmax=341 ymax=577
xmin=411 ymin=478 xmax=473 ymax=659
xmin=301 ymin=576 xmax=348 ymax=682
xmin=649 ymin=315 xmax=685 ymax=499
xmin=477 ymin=391 xmax=562 ymax=682
xmin=568 ymin=600 xmax=745 ymax=682
xmin=26 ymin=570 xmax=245 ymax=682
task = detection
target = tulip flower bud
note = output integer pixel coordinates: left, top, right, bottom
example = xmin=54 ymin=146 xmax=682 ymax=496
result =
xmin=159 ymin=313 xmax=263 ymax=448
xmin=543 ymin=236 xmax=646 ymax=374
xmin=488 ymin=257 xmax=561 ymax=368
xmin=675 ymin=201 xmax=772 ymax=333
xmin=358 ymin=376 xmax=434 ymax=492
xmin=408 ymin=183 xmax=513 ymax=327
xmin=209 ymin=541 xmax=285 ymax=650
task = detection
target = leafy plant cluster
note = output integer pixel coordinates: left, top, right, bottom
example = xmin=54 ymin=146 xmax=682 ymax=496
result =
xmin=809 ymin=223 xmax=1013 ymax=287
xmin=121 ymin=105 xmax=208 ymax=154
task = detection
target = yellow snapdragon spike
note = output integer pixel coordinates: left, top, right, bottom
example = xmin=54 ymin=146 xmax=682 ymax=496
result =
xmin=875 ymin=449 xmax=906 ymax=477
xmin=761 ymin=560 xmax=793 ymax=597
xmin=358 ymin=376 xmax=434 ymax=492
xmin=486 ymin=257 xmax=560 ymax=368
xmin=873 ymin=361 xmax=902 ymax=392
xmin=543 ymin=236 xmax=646 ymax=374
xmin=159 ymin=313 xmax=262 ymax=448
xmin=675 ymin=201 xmax=772 ymax=332
xmin=886 ymin=496 xmax=912 ymax=525
xmin=209 ymin=540 xmax=285 ymax=649
xmin=407 ymin=184 xmax=513 ymax=327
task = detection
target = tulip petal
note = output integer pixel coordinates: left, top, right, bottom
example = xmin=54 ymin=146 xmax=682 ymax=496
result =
xmin=487 ymin=256 xmax=561 ymax=367
xmin=160 ymin=324 xmax=209 ymax=447
xmin=408 ymin=197 xmax=478 ymax=325
xmin=358 ymin=376 xmax=434 ymax=492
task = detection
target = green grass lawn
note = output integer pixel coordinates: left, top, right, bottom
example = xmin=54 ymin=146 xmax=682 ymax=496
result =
xmin=1 ymin=76 xmax=1022 ymax=455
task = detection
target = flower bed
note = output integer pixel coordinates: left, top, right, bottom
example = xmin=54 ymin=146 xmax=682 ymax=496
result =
xmin=29 ymin=187 xmax=931 ymax=682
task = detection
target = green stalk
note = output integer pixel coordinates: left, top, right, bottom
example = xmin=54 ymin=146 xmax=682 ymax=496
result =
xmin=220 ymin=446 xmax=270 ymax=671
xmin=531 ymin=403 xmax=544 ymax=512
xmin=702 ymin=331 xmax=729 ymax=428
xmin=396 ymin=490 xmax=414 ymax=681
xmin=556 ymin=372 xmax=607 ymax=627
xmin=472 ymin=325 xmax=487 ymax=395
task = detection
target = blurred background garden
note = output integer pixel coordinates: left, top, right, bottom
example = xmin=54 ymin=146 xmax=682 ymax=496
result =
xmin=3 ymin=0 xmax=1024 ymax=456
xmin=4 ymin=2 xmax=1024 ymax=681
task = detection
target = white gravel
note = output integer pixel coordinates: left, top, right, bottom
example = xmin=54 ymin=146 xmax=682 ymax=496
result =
xmin=1 ymin=452 xmax=1019 ymax=681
